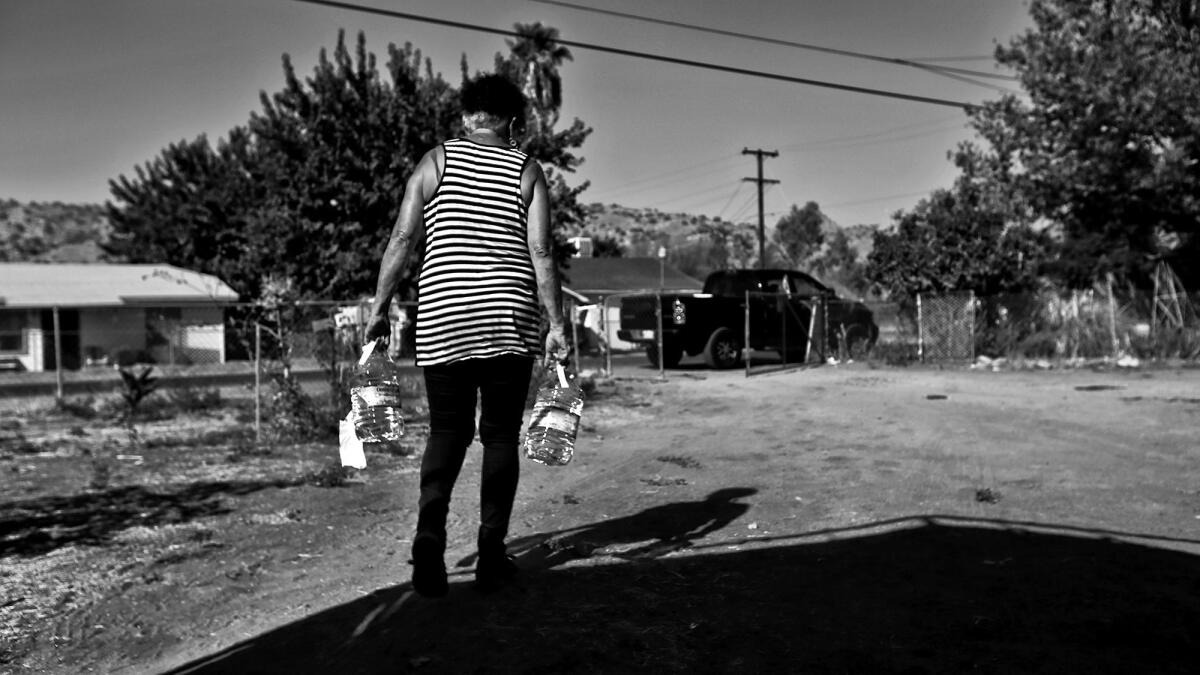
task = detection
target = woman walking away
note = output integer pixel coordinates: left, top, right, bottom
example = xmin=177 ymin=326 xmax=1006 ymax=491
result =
xmin=365 ymin=74 xmax=568 ymax=597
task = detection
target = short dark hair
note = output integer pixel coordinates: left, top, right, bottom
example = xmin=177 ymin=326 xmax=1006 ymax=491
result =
xmin=461 ymin=74 xmax=526 ymax=120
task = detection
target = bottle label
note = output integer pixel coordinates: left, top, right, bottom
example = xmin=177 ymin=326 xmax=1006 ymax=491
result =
xmin=356 ymin=385 xmax=401 ymax=408
xmin=530 ymin=405 xmax=579 ymax=434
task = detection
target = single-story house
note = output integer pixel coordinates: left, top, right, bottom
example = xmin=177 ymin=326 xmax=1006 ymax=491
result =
xmin=0 ymin=263 xmax=239 ymax=372
xmin=562 ymin=257 xmax=704 ymax=352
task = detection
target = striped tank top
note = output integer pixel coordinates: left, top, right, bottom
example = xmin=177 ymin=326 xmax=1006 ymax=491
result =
xmin=414 ymin=138 xmax=542 ymax=366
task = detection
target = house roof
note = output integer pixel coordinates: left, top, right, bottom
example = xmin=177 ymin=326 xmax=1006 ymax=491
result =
xmin=0 ymin=263 xmax=239 ymax=308
xmin=563 ymin=257 xmax=704 ymax=301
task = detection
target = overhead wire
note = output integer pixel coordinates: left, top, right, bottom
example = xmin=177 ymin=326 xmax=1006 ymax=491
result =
xmin=729 ymin=184 xmax=775 ymax=223
xmin=288 ymin=0 xmax=981 ymax=110
xmin=784 ymin=123 xmax=969 ymax=153
xmin=586 ymin=153 xmax=742 ymax=201
xmin=824 ymin=189 xmax=936 ymax=208
xmin=595 ymin=114 xmax=968 ymax=203
xmin=652 ymin=180 xmax=753 ymax=209
xmin=906 ymin=54 xmax=998 ymax=63
xmin=716 ymin=182 xmax=747 ymax=221
xmin=530 ymin=0 xmax=1018 ymax=91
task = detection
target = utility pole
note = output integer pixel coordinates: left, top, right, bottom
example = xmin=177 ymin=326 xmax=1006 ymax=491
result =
xmin=743 ymin=148 xmax=779 ymax=269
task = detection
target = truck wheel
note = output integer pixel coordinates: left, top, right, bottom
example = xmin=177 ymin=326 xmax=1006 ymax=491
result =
xmin=646 ymin=342 xmax=683 ymax=368
xmin=704 ymin=328 xmax=742 ymax=369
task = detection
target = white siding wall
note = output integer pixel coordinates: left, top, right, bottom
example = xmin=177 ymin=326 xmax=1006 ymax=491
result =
xmin=24 ymin=329 xmax=44 ymax=371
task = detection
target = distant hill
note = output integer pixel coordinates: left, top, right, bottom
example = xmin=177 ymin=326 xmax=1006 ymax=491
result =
xmin=573 ymin=202 xmax=876 ymax=276
xmin=0 ymin=198 xmax=879 ymax=294
xmin=0 ymin=199 xmax=111 ymax=262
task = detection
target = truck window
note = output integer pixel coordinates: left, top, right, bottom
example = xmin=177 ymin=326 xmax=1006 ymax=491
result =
xmin=760 ymin=278 xmax=784 ymax=294
xmin=787 ymin=273 xmax=824 ymax=296
xmin=705 ymin=273 xmax=751 ymax=296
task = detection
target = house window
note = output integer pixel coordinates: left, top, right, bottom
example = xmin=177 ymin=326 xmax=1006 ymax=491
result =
xmin=0 ymin=311 xmax=26 ymax=353
xmin=146 ymin=307 xmax=182 ymax=347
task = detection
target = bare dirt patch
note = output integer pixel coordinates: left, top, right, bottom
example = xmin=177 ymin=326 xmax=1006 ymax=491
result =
xmin=4 ymin=364 xmax=1200 ymax=673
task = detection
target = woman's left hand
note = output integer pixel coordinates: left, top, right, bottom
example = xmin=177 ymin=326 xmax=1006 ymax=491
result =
xmin=544 ymin=325 xmax=569 ymax=364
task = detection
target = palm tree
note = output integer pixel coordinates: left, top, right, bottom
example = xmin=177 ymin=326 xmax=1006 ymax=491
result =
xmin=505 ymin=22 xmax=573 ymax=134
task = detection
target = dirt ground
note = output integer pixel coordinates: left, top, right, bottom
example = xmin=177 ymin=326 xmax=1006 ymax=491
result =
xmin=3 ymin=361 xmax=1200 ymax=674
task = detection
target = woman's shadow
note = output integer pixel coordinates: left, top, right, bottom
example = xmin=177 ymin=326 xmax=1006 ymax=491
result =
xmin=456 ymin=487 xmax=757 ymax=571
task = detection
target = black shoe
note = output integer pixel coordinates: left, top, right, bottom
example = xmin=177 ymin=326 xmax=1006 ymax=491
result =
xmin=411 ymin=534 xmax=448 ymax=598
xmin=475 ymin=552 xmax=518 ymax=592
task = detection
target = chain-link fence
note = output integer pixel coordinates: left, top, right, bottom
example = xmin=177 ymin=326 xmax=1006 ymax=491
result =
xmin=918 ymin=292 xmax=976 ymax=362
xmin=596 ymin=289 xmax=908 ymax=376
xmin=973 ymin=286 xmax=1200 ymax=361
xmin=584 ymin=284 xmax=1199 ymax=377
xmin=4 ymin=284 xmax=1197 ymax=399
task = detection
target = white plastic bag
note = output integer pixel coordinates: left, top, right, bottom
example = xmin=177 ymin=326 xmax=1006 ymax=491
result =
xmin=338 ymin=413 xmax=367 ymax=469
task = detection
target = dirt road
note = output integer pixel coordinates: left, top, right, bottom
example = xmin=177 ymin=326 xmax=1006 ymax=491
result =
xmin=5 ymin=363 xmax=1200 ymax=673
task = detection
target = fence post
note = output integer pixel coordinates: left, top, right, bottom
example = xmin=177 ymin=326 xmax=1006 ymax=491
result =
xmin=601 ymin=295 xmax=612 ymax=377
xmin=917 ymin=293 xmax=924 ymax=363
xmin=822 ymin=295 xmax=830 ymax=361
xmin=744 ymin=290 xmax=751 ymax=378
xmin=329 ymin=305 xmax=340 ymax=411
xmin=1106 ymin=273 xmax=1120 ymax=358
xmin=655 ymin=290 xmax=665 ymax=380
xmin=254 ymin=321 xmax=261 ymax=445
xmin=805 ymin=300 xmax=816 ymax=364
xmin=969 ymin=290 xmax=977 ymax=362
xmin=571 ymin=304 xmax=581 ymax=375
xmin=52 ymin=306 xmax=63 ymax=401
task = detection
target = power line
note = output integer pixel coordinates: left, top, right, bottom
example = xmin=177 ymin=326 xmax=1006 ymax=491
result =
xmin=586 ymin=154 xmax=742 ymax=200
xmin=530 ymin=0 xmax=1018 ymax=85
xmin=728 ymin=190 xmax=763 ymax=223
xmin=784 ymin=123 xmax=968 ymax=152
xmin=906 ymin=54 xmax=999 ymax=63
xmin=825 ymin=189 xmax=935 ymax=208
xmin=716 ymin=182 xmax=747 ymax=220
xmin=651 ymin=180 xmax=750 ymax=208
xmin=288 ymin=0 xmax=981 ymax=110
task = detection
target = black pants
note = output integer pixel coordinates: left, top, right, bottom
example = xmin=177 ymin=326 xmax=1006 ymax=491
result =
xmin=416 ymin=354 xmax=534 ymax=551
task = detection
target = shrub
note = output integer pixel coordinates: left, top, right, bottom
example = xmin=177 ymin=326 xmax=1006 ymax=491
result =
xmin=166 ymin=385 xmax=222 ymax=414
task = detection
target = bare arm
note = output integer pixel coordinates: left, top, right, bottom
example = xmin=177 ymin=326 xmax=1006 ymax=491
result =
xmin=365 ymin=148 xmax=438 ymax=340
xmin=523 ymin=159 xmax=568 ymax=361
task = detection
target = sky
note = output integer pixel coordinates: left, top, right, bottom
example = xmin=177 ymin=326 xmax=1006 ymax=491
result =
xmin=0 ymin=0 xmax=1033 ymax=229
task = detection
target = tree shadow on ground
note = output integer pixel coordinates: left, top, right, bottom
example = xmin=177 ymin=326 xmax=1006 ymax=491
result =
xmin=0 ymin=479 xmax=302 ymax=556
xmin=165 ymin=510 xmax=1200 ymax=675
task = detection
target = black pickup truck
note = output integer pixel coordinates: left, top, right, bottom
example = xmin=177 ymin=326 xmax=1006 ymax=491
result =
xmin=616 ymin=269 xmax=878 ymax=369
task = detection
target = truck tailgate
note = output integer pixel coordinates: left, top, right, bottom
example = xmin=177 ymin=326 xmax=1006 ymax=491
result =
xmin=619 ymin=295 xmax=661 ymax=330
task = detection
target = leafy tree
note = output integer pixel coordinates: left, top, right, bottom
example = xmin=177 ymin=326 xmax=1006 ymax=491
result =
xmin=812 ymin=228 xmax=868 ymax=297
xmin=865 ymin=180 xmax=1052 ymax=299
xmin=108 ymin=26 xmax=590 ymax=303
xmin=106 ymin=128 xmax=268 ymax=296
xmin=775 ymin=201 xmax=825 ymax=269
xmin=968 ymin=0 xmax=1200 ymax=287
xmin=246 ymin=32 xmax=459 ymax=300
xmin=591 ymin=234 xmax=625 ymax=258
xmin=107 ymin=31 xmax=461 ymax=301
